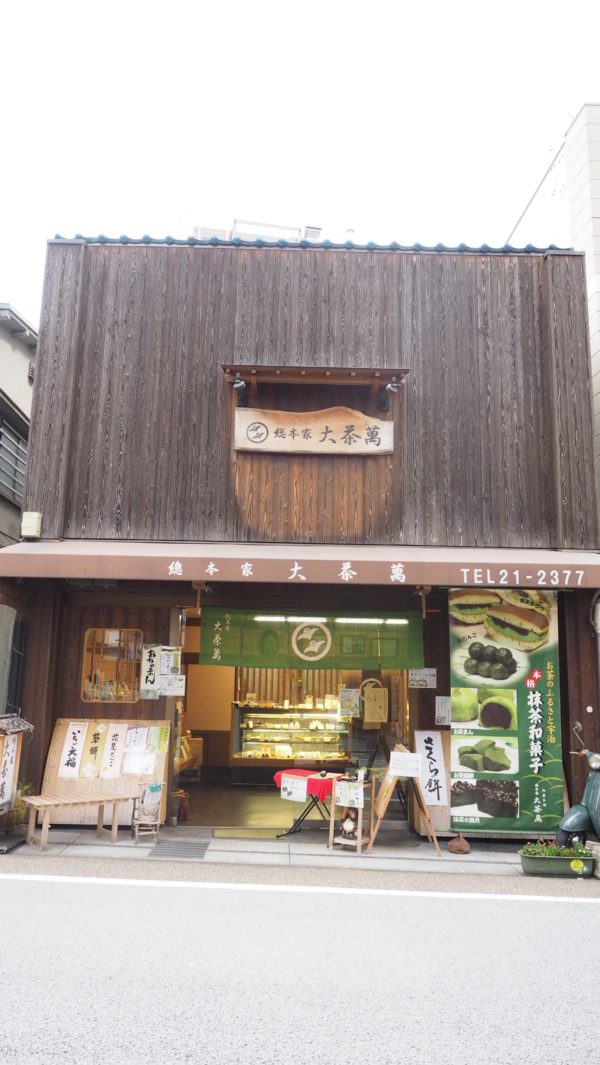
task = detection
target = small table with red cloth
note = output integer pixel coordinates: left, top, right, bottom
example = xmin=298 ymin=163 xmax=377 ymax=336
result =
xmin=273 ymin=769 xmax=341 ymax=837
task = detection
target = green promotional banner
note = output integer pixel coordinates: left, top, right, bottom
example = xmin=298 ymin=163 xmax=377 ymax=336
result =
xmin=199 ymin=608 xmax=424 ymax=670
xmin=448 ymin=588 xmax=563 ymax=834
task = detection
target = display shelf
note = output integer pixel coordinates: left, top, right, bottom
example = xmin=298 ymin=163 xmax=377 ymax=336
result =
xmin=230 ymin=704 xmax=352 ymax=768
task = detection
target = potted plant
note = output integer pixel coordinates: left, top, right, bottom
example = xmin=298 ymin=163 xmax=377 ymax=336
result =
xmin=519 ymin=839 xmax=595 ymax=878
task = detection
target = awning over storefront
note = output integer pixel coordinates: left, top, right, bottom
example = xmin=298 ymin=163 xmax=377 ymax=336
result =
xmin=1 ymin=539 xmax=600 ymax=589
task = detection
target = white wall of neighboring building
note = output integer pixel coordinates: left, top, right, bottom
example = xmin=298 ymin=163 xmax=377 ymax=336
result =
xmin=509 ymin=103 xmax=600 ymax=501
xmin=0 ymin=305 xmax=37 ymax=545
xmin=0 ymin=330 xmax=33 ymax=417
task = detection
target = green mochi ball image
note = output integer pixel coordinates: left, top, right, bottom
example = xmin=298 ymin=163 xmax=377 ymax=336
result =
xmin=451 ymin=687 xmax=479 ymax=722
xmin=479 ymin=693 xmax=518 ymax=730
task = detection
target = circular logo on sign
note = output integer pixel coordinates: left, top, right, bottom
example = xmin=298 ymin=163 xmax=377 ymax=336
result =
xmin=570 ymin=859 xmax=584 ymax=873
xmin=246 ymin=421 xmax=269 ymax=444
xmin=291 ymin=622 xmax=332 ymax=662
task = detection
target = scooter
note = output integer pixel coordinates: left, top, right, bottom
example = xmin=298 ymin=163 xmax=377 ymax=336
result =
xmin=556 ymin=721 xmax=600 ymax=845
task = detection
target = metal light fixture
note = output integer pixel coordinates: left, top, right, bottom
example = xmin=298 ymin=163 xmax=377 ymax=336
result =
xmin=232 ymin=372 xmax=247 ymax=406
xmin=378 ymin=375 xmax=400 ymax=411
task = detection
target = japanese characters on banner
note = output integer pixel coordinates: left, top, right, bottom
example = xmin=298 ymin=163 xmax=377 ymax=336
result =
xmin=59 ymin=721 xmax=170 ymax=780
xmin=448 ymin=587 xmax=563 ymax=833
xmin=0 ymin=735 xmax=18 ymax=814
xmin=60 ymin=723 xmax=87 ymax=778
xmin=140 ymin=645 xmax=185 ymax=699
xmin=414 ymin=731 xmax=448 ymax=806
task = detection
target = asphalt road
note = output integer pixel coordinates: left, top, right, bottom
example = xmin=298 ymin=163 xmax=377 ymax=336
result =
xmin=1 ymin=870 xmax=598 ymax=1065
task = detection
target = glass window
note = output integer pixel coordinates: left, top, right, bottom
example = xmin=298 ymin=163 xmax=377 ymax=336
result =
xmin=81 ymin=628 xmax=143 ymax=703
xmin=0 ymin=419 xmax=27 ymax=507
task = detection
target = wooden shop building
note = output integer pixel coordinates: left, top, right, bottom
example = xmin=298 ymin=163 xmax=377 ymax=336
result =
xmin=1 ymin=235 xmax=599 ymax=837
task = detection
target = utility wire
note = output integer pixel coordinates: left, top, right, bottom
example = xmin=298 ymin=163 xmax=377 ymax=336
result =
xmin=505 ymin=140 xmax=566 ymax=246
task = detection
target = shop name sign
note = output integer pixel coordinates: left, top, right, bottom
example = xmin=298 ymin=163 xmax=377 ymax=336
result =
xmin=234 ymin=405 xmax=393 ymax=455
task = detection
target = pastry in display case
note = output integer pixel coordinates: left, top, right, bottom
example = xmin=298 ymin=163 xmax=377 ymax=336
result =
xmin=230 ymin=703 xmax=352 ymax=767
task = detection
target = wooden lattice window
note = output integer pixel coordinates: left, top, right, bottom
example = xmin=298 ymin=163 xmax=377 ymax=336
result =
xmin=81 ymin=629 xmax=143 ymax=703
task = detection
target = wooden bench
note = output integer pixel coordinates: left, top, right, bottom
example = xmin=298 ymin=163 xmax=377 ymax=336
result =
xmin=23 ymin=792 xmax=138 ymax=851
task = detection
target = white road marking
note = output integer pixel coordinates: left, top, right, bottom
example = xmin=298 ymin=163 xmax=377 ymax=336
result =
xmin=0 ymin=871 xmax=598 ymax=903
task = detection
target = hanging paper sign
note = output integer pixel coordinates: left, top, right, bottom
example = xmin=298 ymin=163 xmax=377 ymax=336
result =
xmin=58 ymin=722 xmax=88 ymax=779
xmin=160 ymin=647 xmax=182 ymax=676
xmin=79 ymin=723 xmax=108 ymax=780
xmin=99 ymin=723 xmax=128 ymax=779
xmin=147 ymin=726 xmax=170 ymax=753
xmin=234 ymin=406 xmax=394 ymax=455
xmin=123 ymin=750 xmax=157 ymax=775
xmin=435 ymin=696 xmax=452 ymax=726
xmin=0 ymin=735 xmax=19 ymax=813
xmin=389 ymin=750 xmax=422 ymax=777
xmin=163 ymin=675 xmax=186 ymax=696
xmin=408 ymin=668 xmax=437 ymax=688
xmin=124 ymin=726 xmax=148 ymax=752
xmin=140 ymin=644 xmax=161 ymax=699
xmin=414 ymin=730 xmax=448 ymax=806
xmin=280 ymin=773 xmax=308 ymax=802
xmin=339 ymin=689 xmax=361 ymax=718
xmin=363 ymin=687 xmax=389 ymax=724
xmin=334 ymin=778 xmax=365 ymax=808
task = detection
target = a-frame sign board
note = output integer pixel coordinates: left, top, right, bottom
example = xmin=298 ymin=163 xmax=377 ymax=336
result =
xmin=367 ymin=743 xmax=441 ymax=856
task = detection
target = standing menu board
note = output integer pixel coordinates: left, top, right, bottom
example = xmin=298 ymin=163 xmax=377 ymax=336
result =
xmin=448 ymin=588 xmax=563 ymax=834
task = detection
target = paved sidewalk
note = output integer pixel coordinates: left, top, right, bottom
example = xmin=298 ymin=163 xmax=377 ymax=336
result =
xmin=1 ymin=822 xmax=524 ymax=876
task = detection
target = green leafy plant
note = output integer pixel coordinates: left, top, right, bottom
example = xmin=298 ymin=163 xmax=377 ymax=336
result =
xmin=0 ymin=779 xmax=32 ymax=833
xmin=520 ymin=838 xmax=593 ymax=859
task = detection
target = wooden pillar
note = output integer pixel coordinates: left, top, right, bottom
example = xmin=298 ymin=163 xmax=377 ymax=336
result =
xmin=559 ymin=589 xmax=599 ymax=803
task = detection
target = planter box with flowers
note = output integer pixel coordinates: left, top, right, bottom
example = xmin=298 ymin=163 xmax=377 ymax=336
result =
xmin=519 ymin=840 xmax=595 ymax=878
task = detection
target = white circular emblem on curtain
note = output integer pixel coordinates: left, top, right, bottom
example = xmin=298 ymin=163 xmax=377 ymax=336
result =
xmin=291 ymin=622 xmax=333 ymax=662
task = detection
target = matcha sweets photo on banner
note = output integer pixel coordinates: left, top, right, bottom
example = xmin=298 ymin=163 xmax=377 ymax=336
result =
xmin=199 ymin=608 xmax=424 ymax=670
xmin=448 ymin=588 xmax=563 ymax=834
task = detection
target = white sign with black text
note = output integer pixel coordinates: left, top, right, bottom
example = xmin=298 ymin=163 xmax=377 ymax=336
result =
xmin=414 ymin=730 xmax=448 ymax=807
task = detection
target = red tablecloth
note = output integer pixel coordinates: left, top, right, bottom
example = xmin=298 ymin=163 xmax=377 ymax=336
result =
xmin=273 ymin=769 xmax=340 ymax=801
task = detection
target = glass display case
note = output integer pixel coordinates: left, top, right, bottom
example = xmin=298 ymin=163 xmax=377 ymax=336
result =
xmin=230 ymin=704 xmax=352 ymax=767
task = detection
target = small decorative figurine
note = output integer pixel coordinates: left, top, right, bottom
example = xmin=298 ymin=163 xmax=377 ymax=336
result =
xmin=341 ymin=808 xmax=358 ymax=840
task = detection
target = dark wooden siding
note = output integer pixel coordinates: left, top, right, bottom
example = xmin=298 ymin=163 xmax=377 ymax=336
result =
xmin=25 ymin=242 xmax=598 ymax=547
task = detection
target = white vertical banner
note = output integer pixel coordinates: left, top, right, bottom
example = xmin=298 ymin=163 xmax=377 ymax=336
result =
xmin=414 ymin=730 xmax=448 ymax=806
xmin=59 ymin=723 xmax=88 ymax=779
xmin=0 ymin=735 xmax=19 ymax=812
xmin=99 ymin=723 xmax=129 ymax=779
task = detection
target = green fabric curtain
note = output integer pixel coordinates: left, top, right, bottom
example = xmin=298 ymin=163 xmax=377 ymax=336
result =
xmin=199 ymin=608 xmax=424 ymax=669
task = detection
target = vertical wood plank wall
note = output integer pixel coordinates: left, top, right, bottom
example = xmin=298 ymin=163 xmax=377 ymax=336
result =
xmin=25 ymin=243 xmax=598 ymax=549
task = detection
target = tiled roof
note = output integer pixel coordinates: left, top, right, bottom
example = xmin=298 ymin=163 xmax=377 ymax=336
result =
xmin=53 ymin=234 xmax=571 ymax=255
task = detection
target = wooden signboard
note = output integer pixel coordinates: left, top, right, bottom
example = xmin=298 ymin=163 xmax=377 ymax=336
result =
xmin=234 ymin=406 xmax=393 ymax=455
xmin=41 ymin=718 xmax=170 ymax=825
xmin=368 ymin=744 xmax=441 ymax=855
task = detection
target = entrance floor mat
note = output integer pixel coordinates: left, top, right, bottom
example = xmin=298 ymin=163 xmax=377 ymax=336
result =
xmin=148 ymin=840 xmax=210 ymax=861
xmin=212 ymin=828 xmax=286 ymax=840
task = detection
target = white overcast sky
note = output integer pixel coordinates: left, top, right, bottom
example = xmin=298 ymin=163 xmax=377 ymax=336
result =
xmin=2 ymin=0 xmax=600 ymax=326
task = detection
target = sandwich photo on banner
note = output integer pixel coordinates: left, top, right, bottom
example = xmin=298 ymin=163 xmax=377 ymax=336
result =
xmin=447 ymin=587 xmax=562 ymax=834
